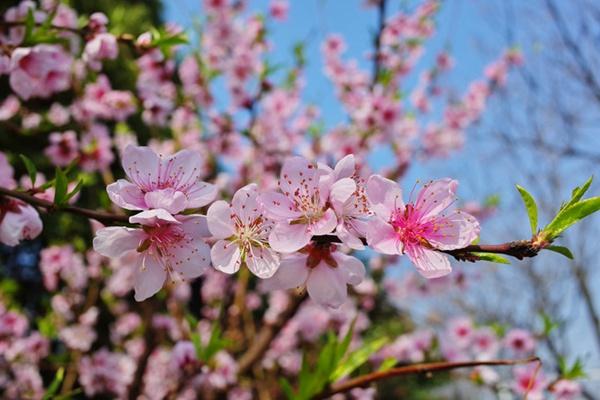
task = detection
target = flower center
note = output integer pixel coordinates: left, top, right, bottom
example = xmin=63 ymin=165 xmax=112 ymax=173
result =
xmin=390 ymin=204 xmax=433 ymax=247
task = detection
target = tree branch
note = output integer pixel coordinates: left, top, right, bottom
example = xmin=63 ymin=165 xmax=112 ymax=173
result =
xmin=371 ymin=0 xmax=388 ymax=87
xmin=317 ymin=356 xmax=541 ymax=398
xmin=0 ymin=186 xmax=129 ymax=225
xmin=236 ymin=291 xmax=306 ymax=375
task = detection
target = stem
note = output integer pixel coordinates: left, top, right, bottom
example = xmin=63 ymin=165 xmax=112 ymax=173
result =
xmin=236 ymin=291 xmax=306 ymax=375
xmin=371 ymin=0 xmax=388 ymax=87
xmin=0 ymin=186 xmax=129 ymax=225
xmin=317 ymin=356 xmax=541 ymax=398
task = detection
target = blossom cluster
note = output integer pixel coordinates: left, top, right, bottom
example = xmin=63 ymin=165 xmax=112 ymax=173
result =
xmin=90 ymin=145 xmax=479 ymax=307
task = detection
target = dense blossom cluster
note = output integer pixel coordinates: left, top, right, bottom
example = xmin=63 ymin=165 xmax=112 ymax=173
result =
xmin=0 ymin=0 xmax=588 ymax=399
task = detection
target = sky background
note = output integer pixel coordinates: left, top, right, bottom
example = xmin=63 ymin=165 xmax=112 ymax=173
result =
xmin=162 ymin=0 xmax=600 ymax=382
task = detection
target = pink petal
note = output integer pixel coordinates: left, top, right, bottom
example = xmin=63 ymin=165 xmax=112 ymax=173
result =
xmin=366 ymin=174 xmax=404 ymax=221
xmin=333 ymin=154 xmax=356 ymax=180
xmin=122 ymin=145 xmax=160 ymax=191
xmin=415 ymin=178 xmax=458 ymax=220
xmin=330 ymin=178 xmax=356 ymax=212
xmin=259 ymin=191 xmax=302 ymax=220
xmin=211 ymin=239 xmax=242 ymax=274
xmin=129 ymin=209 xmax=179 ymax=225
xmin=134 ymin=254 xmax=166 ymax=301
xmin=306 ymin=263 xmax=347 ymax=308
xmin=365 ymin=218 xmax=402 ymax=255
xmin=426 ymin=211 xmax=480 ymax=250
xmin=167 ymin=236 xmax=211 ymax=280
xmin=309 ymin=208 xmax=337 ymax=236
xmin=185 ymin=181 xmax=217 ymax=208
xmin=144 ymin=188 xmax=187 ymax=214
xmin=336 ymin=224 xmax=365 ymax=250
xmin=334 ymin=253 xmax=366 ymax=285
xmin=158 ymin=149 xmax=202 ymax=191
xmin=279 ymin=156 xmax=318 ymax=198
xmin=93 ymin=227 xmax=144 ymax=257
xmin=263 ymin=255 xmax=309 ymax=290
xmin=206 ymin=200 xmax=236 ymax=239
xmin=269 ymin=222 xmax=312 ymax=253
xmin=106 ymin=179 xmax=146 ymax=210
xmin=232 ymin=183 xmax=262 ymax=223
xmin=179 ymin=215 xmax=212 ymax=238
xmin=246 ymin=245 xmax=280 ymax=278
xmin=406 ymin=247 xmax=452 ymax=279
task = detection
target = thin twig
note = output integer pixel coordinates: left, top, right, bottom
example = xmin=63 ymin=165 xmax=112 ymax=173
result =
xmin=317 ymin=356 xmax=541 ymax=398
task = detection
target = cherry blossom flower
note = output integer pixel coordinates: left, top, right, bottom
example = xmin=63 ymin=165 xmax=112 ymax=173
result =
xmin=107 ymin=145 xmax=216 ymax=216
xmin=260 ymin=156 xmax=337 ymax=253
xmin=512 ymin=365 xmax=547 ymax=400
xmin=93 ymin=214 xmax=211 ymax=301
xmin=325 ymin=154 xmax=372 ymax=250
xmin=9 ymin=44 xmax=73 ymax=100
xmin=552 ymin=379 xmax=582 ymax=400
xmin=264 ymin=243 xmax=365 ymax=308
xmin=0 ymin=197 xmax=43 ymax=246
xmin=44 ymin=130 xmax=79 ymax=167
xmin=504 ymin=328 xmax=536 ymax=355
xmin=83 ymin=33 xmax=119 ymax=70
xmin=207 ymin=184 xmax=280 ymax=278
xmin=366 ymin=175 xmax=479 ymax=278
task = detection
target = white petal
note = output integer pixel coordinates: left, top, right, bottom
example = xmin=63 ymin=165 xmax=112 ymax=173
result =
xmin=211 ymin=239 xmax=242 ymax=274
xmin=246 ymin=246 xmax=280 ymax=278
xmin=93 ymin=227 xmax=144 ymax=257
xmin=406 ymin=247 xmax=452 ymax=279
xmin=129 ymin=209 xmax=179 ymax=225
xmin=206 ymin=200 xmax=236 ymax=239
xmin=134 ymin=254 xmax=167 ymax=301
xmin=263 ymin=255 xmax=309 ymax=290
xmin=306 ymin=264 xmax=347 ymax=308
xmin=268 ymin=222 xmax=312 ymax=253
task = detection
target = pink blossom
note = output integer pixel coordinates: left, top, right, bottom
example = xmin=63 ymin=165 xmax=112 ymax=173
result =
xmin=107 ymin=145 xmax=216 ymax=215
xmin=471 ymin=327 xmax=499 ymax=360
xmin=260 ymin=156 xmax=337 ymax=253
xmin=207 ymin=184 xmax=280 ymax=278
xmin=84 ymin=33 xmax=119 ymax=70
xmin=0 ymin=198 xmax=43 ymax=246
xmin=171 ymin=340 xmax=199 ymax=370
xmin=504 ymin=328 xmax=536 ymax=355
xmin=44 ymin=130 xmax=79 ymax=167
xmin=60 ymin=324 xmax=97 ymax=351
xmin=79 ymin=124 xmax=114 ymax=172
xmin=0 ymin=151 xmax=16 ymax=189
xmin=552 ymin=379 xmax=581 ymax=400
xmin=9 ymin=44 xmax=73 ymax=100
xmin=512 ymin=364 xmax=547 ymax=400
xmin=366 ymin=176 xmax=479 ymax=278
xmin=47 ymin=102 xmax=70 ymax=125
xmin=264 ymin=244 xmax=365 ymax=308
xmin=0 ymin=95 xmax=20 ymax=121
xmin=206 ymin=351 xmax=238 ymax=389
xmin=78 ymin=349 xmax=135 ymax=398
xmin=269 ymin=0 xmax=289 ymax=21
xmin=325 ymin=155 xmax=372 ymax=250
xmin=93 ymin=214 xmax=211 ymax=301
xmin=446 ymin=316 xmax=474 ymax=349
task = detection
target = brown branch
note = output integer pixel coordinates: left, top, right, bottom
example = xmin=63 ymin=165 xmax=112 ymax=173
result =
xmin=371 ymin=0 xmax=388 ymax=87
xmin=317 ymin=356 xmax=541 ymax=399
xmin=236 ymin=291 xmax=306 ymax=375
xmin=0 ymin=186 xmax=129 ymax=225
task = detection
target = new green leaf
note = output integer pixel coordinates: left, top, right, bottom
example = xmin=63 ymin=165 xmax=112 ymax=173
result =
xmin=516 ymin=185 xmax=538 ymax=235
xmin=546 ymin=245 xmax=574 ymax=260
xmin=544 ymin=197 xmax=600 ymax=239
xmin=19 ymin=154 xmax=37 ymax=187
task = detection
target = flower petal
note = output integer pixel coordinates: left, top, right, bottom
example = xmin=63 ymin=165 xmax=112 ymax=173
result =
xmin=309 ymin=208 xmax=337 ymax=236
xmin=122 ymin=145 xmax=160 ymax=191
xmin=336 ymin=224 xmax=365 ymax=250
xmin=269 ymin=222 xmax=312 ymax=253
xmin=158 ymin=149 xmax=202 ymax=191
xmin=366 ymin=174 xmax=404 ymax=221
xmin=211 ymin=239 xmax=242 ymax=274
xmin=129 ymin=209 xmax=179 ymax=225
xmin=333 ymin=154 xmax=356 ymax=180
xmin=365 ymin=218 xmax=402 ymax=255
xmin=232 ymin=183 xmax=262 ymax=223
xmin=246 ymin=245 xmax=280 ymax=279
xmin=93 ymin=227 xmax=144 ymax=257
xmin=263 ymin=255 xmax=308 ymax=290
xmin=185 ymin=181 xmax=217 ymax=208
xmin=406 ymin=247 xmax=452 ymax=279
xmin=279 ymin=156 xmax=319 ymax=198
xmin=134 ymin=254 xmax=166 ymax=301
xmin=168 ymin=237 xmax=211 ymax=280
xmin=207 ymin=200 xmax=236 ymax=239
xmin=144 ymin=188 xmax=187 ymax=214
xmin=334 ymin=253 xmax=366 ymax=286
xmin=330 ymin=178 xmax=356 ymax=211
xmin=259 ymin=191 xmax=301 ymax=220
xmin=106 ymin=179 xmax=146 ymax=210
xmin=415 ymin=178 xmax=458 ymax=220
xmin=306 ymin=264 xmax=347 ymax=308
xmin=426 ymin=211 xmax=480 ymax=250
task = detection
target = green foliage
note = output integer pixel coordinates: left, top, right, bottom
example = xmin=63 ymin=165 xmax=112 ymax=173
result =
xmin=516 ymin=184 xmax=538 ymax=235
xmin=546 ymin=245 xmax=574 ymax=260
xmin=190 ymin=320 xmax=231 ymax=363
xmin=19 ymin=154 xmax=37 ymax=187
xmin=559 ymin=357 xmax=587 ymax=380
xmin=473 ymin=253 xmax=511 ymax=264
xmin=53 ymin=168 xmax=69 ymax=205
xmin=42 ymin=368 xmax=64 ymax=400
xmin=541 ymin=313 xmax=559 ymax=336
xmin=543 ymin=196 xmax=600 ymax=240
xmin=281 ymin=320 xmax=389 ymax=400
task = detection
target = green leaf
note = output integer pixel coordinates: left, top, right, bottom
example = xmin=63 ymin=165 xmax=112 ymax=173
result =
xmin=516 ymin=185 xmax=538 ymax=235
xmin=65 ymin=179 xmax=84 ymax=203
xmin=562 ymin=176 xmax=593 ymax=211
xmin=546 ymin=245 xmax=574 ymax=260
xmin=279 ymin=378 xmax=296 ymax=399
xmin=377 ymin=357 xmax=397 ymax=372
xmin=541 ymin=313 xmax=559 ymax=336
xmin=472 ymin=253 xmax=511 ymax=264
xmin=337 ymin=318 xmax=356 ymax=363
xmin=42 ymin=367 xmax=64 ymax=400
xmin=330 ymin=337 xmax=388 ymax=382
xmin=53 ymin=168 xmax=69 ymax=205
xmin=19 ymin=154 xmax=37 ymax=187
xmin=544 ymin=197 xmax=600 ymax=239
